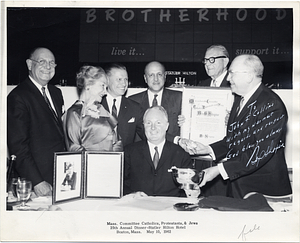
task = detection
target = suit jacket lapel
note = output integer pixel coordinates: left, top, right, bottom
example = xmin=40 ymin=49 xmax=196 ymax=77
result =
xmin=26 ymin=78 xmax=55 ymax=118
xmin=25 ymin=79 xmax=64 ymax=136
xmin=141 ymin=92 xmax=150 ymax=109
xmin=161 ymin=88 xmax=170 ymax=110
xmin=119 ymin=96 xmax=128 ymax=117
xmin=101 ymin=96 xmax=110 ymax=112
xmin=143 ymin=142 xmax=155 ymax=168
xmin=220 ymin=72 xmax=229 ymax=87
xmin=238 ymin=84 xmax=264 ymax=118
xmin=156 ymin=142 xmax=168 ymax=170
xmin=48 ymin=85 xmax=61 ymax=118
xmin=228 ymin=94 xmax=242 ymax=123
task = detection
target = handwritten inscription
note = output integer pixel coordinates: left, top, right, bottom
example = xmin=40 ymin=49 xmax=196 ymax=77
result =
xmin=225 ymin=99 xmax=286 ymax=164
xmin=247 ymin=140 xmax=285 ymax=167
xmin=238 ymin=224 xmax=260 ymax=241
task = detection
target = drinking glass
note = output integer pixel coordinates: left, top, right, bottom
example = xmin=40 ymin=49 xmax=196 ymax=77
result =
xmin=16 ymin=179 xmax=32 ymax=210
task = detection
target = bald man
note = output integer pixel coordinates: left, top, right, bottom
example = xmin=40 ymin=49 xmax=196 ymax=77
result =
xmin=7 ymin=47 xmax=66 ymax=196
xmin=193 ymin=54 xmax=292 ymax=199
xmin=129 ymin=61 xmax=182 ymax=143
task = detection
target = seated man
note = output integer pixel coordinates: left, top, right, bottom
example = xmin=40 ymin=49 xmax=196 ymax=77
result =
xmin=124 ymin=106 xmax=193 ymax=197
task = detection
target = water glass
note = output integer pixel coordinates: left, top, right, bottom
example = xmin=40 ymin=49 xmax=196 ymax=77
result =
xmin=16 ymin=179 xmax=32 ymax=210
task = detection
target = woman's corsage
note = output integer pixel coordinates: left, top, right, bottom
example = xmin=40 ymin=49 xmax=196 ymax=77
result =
xmin=85 ymin=104 xmax=101 ymax=118
xmin=81 ymin=102 xmax=111 ymax=119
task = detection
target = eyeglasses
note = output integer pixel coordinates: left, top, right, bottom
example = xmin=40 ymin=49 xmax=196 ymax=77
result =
xmin=29 ymin=59 xmax=57 ymax=68
xmin=202 ymin=56 xmax=227 ymax=64
xmin=228 ymin=70 xmax=262 ymax=78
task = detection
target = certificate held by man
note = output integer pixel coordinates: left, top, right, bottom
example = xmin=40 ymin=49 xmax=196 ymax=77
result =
xmin=180 ymin=87 xmax=233 ymax=145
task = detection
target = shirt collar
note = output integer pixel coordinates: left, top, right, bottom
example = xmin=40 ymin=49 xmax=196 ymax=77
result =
xmin=29 ymin=75 xmax=47 ymax=93
xmin=106 ymin=93 xmax=122 ymax=111
xmin=213 ymin=70 xmax=227 ymax=87
xmin=147 ymin=139 xmax=166 ymax=158
xmin=147 ymin=89 xmax=164 ymax=106
xmin=242 ymin=83 xmax=261 ymax=103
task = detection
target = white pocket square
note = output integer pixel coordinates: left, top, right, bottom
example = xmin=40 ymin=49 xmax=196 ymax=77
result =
xmin=128 ymin=117 xmax=135 ymax=123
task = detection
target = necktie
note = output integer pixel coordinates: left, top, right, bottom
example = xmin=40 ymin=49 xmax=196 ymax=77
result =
xmin=41 ymin=87 xmax=58 ymax=122
xmin=111 ymin=99 xmax=122 ymax=140
xmin=152 ymin=94 xmax=158 ymax=107
xmin=153 ymin=146 xmax=159 ymax=169
xmin=237 ymin=97 xmax=244 ymax=115
xmin=211 ymin=79 xmax=217 ymax=87
xmin=112 ymin=99 xmax=118 ymax=119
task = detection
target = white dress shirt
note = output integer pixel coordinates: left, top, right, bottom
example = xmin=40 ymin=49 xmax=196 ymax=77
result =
xmin=147 ymin=89 xmax=163 ymax=107
xmin=147 ymin=140 xmax=165 ymax=161
xmin=29 ymin=76 xmax=57 ymax=114
xmin=106 ymin=93 xmax=122 ymax=116
xmin=210 ymin=70 xmax=227 ymax=87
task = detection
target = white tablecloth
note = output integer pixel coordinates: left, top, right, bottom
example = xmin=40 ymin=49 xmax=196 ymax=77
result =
xmin=9 ymin=193 xmax=292 ymax=212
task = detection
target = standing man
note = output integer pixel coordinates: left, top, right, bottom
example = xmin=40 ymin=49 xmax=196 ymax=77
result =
xmin=198 ymin=45 xmax=230 ymax=87
xmin=193 ymin=54 xmax=292 ymax=199
xmin=124 ymin=106 xmax=192 ymax=196
xmin=129 ymin=61 xmax=182 ymax=143
xmin=102 ymin=63 xmax=145 ymax=147
xmin=7 ymin=47 xmax=66 ymax=196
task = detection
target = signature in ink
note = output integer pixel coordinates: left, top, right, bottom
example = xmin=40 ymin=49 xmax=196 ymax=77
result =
xmin=238 ymin=224 xmax=260 ymax=241
xmin=246 ymin=140 xmax=285 ymax=167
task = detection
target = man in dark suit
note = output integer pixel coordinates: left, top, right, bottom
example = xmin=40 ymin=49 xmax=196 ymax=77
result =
xmin=198 ymin=45 xmax=230 ymax=87
xmin=193 ymin=54 xmax=292 ymax=199
xmin=102 ymin=63 xmax=145 ymax=147
xmin=7 ymin=47 xmax=66 ymax=196
xmin=129 ymin=61 xmax=182 ymax=142
xmin=124 ymin=106 xmax=193 ymax=197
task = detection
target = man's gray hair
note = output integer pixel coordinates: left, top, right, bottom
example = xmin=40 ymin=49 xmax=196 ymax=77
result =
xmin=242 ymin=54 xmax=264 ymax=78
xmin=206 ymin=44 xmax=229 ymax=58
xmin=143 ymin=106 xmax=169 ymax=122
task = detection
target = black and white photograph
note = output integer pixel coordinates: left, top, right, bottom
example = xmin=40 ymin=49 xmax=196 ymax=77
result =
xmin=53 ymin=152 xmax=82 ymax=204
xmin=1 ymin=0 xmax=299 ymax=242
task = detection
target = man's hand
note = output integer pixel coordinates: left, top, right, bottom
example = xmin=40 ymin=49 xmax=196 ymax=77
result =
xmin=178 ymin=138 xmax=211 ymax=155
xmin=34 ymin=181 xmax=52 ymax=197
xmin=199 ymin=166 xmax=220 ymax=187
xmin=193 ymin=141 xmax=212 ymax=155
xmin=179 ymin=138 xmax=198 ymax=154
xmin=177 ymin=115 xmax=186 ymax=127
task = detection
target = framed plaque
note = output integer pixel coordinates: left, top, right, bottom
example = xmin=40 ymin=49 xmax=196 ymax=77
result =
xmin=180 ymin=87 xmax=234 ymax=145
xmin=53 ymin=151 xmax=123 ymax=204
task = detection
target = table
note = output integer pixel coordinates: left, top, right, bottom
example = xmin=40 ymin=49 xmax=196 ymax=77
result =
xmin=7 ymin=192 xmax=292 ymax=212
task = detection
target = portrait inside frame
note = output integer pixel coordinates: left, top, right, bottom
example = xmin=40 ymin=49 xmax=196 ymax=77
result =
xmin=53 ymin=151 xmax=124 ymax=204
xmin=53 ymin=152 xmax=83 ymax=204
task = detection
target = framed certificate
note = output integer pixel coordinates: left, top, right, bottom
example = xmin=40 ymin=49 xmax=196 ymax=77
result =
xmin=53 ymin=151 xmax=123 ymax=204
xmin=180 ymin=87 xmax=234 ymax=145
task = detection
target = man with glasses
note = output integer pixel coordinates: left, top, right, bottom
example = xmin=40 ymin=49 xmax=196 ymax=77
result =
xmin=198 ymin=45 xmax=230 ymax=87
xmin=191 ymin=54 xmax=292 ymax=199
xmin=129 ymin=61 xmax=182 ymax=143
xmin=7 ymin=47 xmax=66 ymax=197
